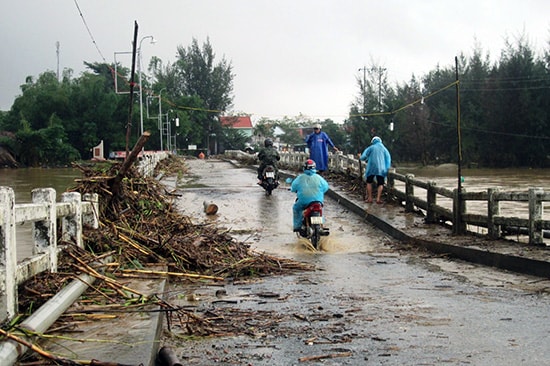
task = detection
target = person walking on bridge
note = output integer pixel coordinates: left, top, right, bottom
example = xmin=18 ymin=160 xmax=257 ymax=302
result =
xmin=305 ymin=124 xmax=338 ymax=173
xmin=359 ymin=136 xmax=391 ymax=204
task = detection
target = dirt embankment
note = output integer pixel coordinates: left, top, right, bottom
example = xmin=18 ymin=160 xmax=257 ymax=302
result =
xmin=0 ymin=146 xmax=17 ymax=168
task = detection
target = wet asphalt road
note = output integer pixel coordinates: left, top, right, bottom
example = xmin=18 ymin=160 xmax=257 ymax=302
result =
xmin=159 ymin=159 xmax=550 ymax=365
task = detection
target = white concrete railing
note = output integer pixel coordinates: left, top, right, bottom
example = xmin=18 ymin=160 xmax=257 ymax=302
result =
xmin=0 ymin=187 xmax=99 ymax=323
xmin=224 ymin=150 xmax=361 ymax=174
xmin=137 ymin=151 xmax=169 ymax=177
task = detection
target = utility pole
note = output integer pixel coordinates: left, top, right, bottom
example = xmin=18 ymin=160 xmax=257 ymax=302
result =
xmin=125 ymin=21 xmax=139 ymax=156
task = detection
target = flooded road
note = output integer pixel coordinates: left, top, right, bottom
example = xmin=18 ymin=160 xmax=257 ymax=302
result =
xmin=167 ymin=160 xmax=392 ymax=257
xmin=159 ymin=159 xmax=550 ymax=365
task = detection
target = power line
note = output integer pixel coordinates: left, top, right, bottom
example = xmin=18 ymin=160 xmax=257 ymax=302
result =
xmin=73 ymin=0 xmax=107 ymax=63
xmin=421 ymin=118 xmax=550 ymax=140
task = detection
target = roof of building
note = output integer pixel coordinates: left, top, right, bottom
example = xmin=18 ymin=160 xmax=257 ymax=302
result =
xmin=220 ymin=116 xmax=253 ymax=129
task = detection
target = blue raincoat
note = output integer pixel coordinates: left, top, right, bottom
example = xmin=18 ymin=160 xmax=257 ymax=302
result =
xmin=360 ymin=137 xmax=391 ymax=179
xmin=305 ymin=131 xmax=336 ymax=171
xmin=290 ymin=169 xmax=329 ymax=230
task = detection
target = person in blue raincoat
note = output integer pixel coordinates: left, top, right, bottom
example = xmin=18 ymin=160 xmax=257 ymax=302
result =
xmin=305 ymin=124 xmax=338 ymax=173
xmin=290 ymin=159 xmax=329 ymax=232
xmin=359 ymin=136 xmax=392 ymax=204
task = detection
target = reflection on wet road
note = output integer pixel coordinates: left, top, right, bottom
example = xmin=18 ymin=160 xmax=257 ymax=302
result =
xmin=168 ymin=160 xmax=392 ymax=257
xmin=161 ymin=159 xmax=550 ymax=365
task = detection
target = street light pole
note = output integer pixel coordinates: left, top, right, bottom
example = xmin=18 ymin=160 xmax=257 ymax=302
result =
xmin=158 ymin=87 xmax=166 ymax=151
xmin=370 ymin=67 xmax=386 ymax=111
xmin=358 ymin=66 xmax=367 ymax=116
xmin=173 ymin=117 xmax=180 ymax=154
xmin=165 ymin=110 xmax=173 ymax=152
xmin=138 ymin=35 xmax=155 ymax=137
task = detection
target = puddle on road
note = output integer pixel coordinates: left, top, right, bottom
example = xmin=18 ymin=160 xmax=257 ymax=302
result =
xmin=165 ymin=160 xmax=393 ymax=261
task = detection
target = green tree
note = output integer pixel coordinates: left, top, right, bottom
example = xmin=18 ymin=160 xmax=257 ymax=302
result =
xmin=149 ymin=38 xmax=234 ymax=154
xmin=276 ymin=119 xmax=303 ymax=146
xmin=460 ymin=46 xmax=492 ymax=165
xmin=481 ymin=35 xmax=547 ymax=167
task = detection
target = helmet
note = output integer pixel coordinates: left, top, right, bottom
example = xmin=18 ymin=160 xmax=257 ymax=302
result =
xmin=303 ymin=159 xmax=316 ymax=171
xmin=264 ymin=138 xmax=273 ymax=147
xmin=371 ymin=136 xmax=382 ymax=144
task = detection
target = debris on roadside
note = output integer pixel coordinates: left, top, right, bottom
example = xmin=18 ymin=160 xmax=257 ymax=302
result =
xmin=9 ymin=154 xmax=314 ymax=365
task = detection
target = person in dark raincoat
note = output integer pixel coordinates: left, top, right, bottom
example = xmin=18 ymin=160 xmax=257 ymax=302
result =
xmin=305 ymin=124 xmax=338 ymax=173
xmin=290 ymin=159 xmax=329 ymax=232
xmin=257 ymin=138 xmax=280 ymax=182
xmin=359 ymin=136 xmax=392 ymax=204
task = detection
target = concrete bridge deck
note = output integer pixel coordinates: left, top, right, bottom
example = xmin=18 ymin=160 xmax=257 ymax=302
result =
xmin=17 ymin=158 xmax=550 ymax=366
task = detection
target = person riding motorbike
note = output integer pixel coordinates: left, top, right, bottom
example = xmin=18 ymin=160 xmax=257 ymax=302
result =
xmin=257 ymin=138 xmax=280 ymax=184
xmin=290 ymin=159 xmax=329 ymax=234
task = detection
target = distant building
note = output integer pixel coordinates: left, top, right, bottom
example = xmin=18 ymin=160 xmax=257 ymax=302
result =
xmin=219 ymin=116 xmax=254 ymax=138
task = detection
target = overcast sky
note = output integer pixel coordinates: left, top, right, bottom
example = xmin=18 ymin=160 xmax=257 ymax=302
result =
xmin=1 ymin=1 xmax=549 ymax=123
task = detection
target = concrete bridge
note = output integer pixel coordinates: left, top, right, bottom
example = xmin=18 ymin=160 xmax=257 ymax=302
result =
xmin=1 ymin=152 xmax=549 ymax=365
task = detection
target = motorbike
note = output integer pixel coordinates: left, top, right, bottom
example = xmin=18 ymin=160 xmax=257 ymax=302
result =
xmin=297 ymin=201 xmax=330 ymax=249
xmin=258 ymin=165 xmax=279 ymax=195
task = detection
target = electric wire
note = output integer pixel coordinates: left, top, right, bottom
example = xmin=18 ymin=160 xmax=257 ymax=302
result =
xmin=73 ymin=0 xmax=107 ymax=63
xmin=73 ymin=0 xmax=222 ymax=115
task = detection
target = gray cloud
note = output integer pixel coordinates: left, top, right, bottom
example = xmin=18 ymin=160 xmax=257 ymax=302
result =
xmin=1 ymin=0 xmax=549 ymax=123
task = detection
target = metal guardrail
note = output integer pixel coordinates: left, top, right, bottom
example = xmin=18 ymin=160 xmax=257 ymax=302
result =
xmin=227 ymin=150 xmax=549 ymax=246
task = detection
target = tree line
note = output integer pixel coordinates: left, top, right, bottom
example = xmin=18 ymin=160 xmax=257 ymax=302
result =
xmin=0 ymin=34 xmax=548 ymax=168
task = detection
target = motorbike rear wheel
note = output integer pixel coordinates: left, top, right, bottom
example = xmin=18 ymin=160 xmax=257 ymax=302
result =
xmin=311 ymin=224 xmax=321 ymax=249
xmin=265 ymin=178 xmax=274 ymax=195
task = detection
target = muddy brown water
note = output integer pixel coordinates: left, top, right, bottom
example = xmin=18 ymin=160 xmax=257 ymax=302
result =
xmin=0 ymin=167 xmax=82 ymax=261
xmin=157 ymin=159 xmax=550 ymax=365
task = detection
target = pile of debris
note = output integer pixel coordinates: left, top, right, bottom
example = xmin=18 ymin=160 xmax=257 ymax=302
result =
xmin=0 ymin=153 xmax=315 ymax=366
xmin=17 ymin=155 xmax=313 ymax=314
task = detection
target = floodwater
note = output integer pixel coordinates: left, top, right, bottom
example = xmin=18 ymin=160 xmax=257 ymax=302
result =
xmin=158 ymin=159 xmax=550 ymax=365
xmin=166 ymin=161 xmax=392 ymax=258
xmin=0 ymin=167 xmax=81 ymax=202
xmin=395 ymin=164 xmax=550 ymax=221
xmin=0 ymin=167 xmax=82 ymax=261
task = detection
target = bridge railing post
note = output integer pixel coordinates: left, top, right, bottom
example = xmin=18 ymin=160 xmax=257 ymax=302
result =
xmin=83 ymin=193 xmax=99 ymax=232
xmin=61 ymin=192 xmax=83 ymax=248
xmin=32 ymin=188 xmax=57 ymax=272
xmin=453 ymin=188 xmax=467 ymax=235
xmin=487 ymin=187 xmax=501 ymax=239
xmin=426 ymin=181 xmax=437 ymax=224
xmin=404 ymin=174 xmax=415 ymax=212
xmin=529 ymin=187 xmax=544 ymax=245
xmin=386 ymin=169 xmax=396 ymax=202
xmin=0 ymin=187 xmax=17 ymax=321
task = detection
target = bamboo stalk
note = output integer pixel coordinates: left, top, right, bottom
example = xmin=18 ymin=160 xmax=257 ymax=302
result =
xmin=120 ymin=268 xmax=224 ymax=281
